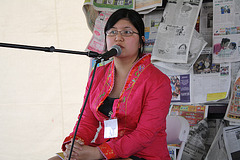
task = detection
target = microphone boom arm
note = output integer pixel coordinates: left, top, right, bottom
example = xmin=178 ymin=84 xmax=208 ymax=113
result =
xmin=0 ymin=42 xmax=100 ymax=58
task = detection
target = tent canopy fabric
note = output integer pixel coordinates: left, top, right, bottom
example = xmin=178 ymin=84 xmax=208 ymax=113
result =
xmin=0 ymin=0 xmax=91 ymax=159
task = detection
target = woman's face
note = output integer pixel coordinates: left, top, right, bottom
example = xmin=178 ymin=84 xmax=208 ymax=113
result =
xmin=106 ymin=19 xmax=141 ymax=61
xmin=179 ymin=45 xmax=186 ymax=52
xmin=223 ymin=41 xmax=230 ymax=49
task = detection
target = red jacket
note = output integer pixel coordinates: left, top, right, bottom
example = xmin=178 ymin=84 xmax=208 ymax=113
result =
xmin=62 ymin=54 xmax=172 ymax=160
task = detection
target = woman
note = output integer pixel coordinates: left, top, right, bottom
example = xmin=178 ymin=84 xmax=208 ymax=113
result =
xmin=213 ymin=38 xmax=230 ymax=54
xmin=50 ymin=8 xmax=171 ymax=160
xmin=177 ymin=44 xmax=187 ymax=55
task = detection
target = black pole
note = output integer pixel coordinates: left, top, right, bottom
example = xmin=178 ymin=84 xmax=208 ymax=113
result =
xmin=0 ymin=42 xmax=100 ymax=57
xmin=68 ymin=59 xmax=100 ymax=160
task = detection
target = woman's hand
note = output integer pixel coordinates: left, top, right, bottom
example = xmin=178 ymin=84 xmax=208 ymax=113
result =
xmin=63 ymin=139 xmax=83 ymax=160
xmin=63 ymin=139 xmax=104 ymax=160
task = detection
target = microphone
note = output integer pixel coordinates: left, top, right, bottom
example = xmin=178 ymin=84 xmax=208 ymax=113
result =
xmin=100 ymin=45 xmax=122 ymax=61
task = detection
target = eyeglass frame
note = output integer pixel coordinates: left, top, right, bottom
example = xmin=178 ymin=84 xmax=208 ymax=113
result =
xmin=106 ymin=29 xmax=139 ymax=37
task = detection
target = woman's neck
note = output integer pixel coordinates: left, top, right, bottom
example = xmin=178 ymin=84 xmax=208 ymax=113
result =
xmin=107 ymin=57 xmax=138 ymax=98
xmin=113 ymin=56 xmax=139 ymax=75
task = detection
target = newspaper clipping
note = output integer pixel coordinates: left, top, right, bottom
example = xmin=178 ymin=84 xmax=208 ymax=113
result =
xmin=93 ymin=0 xmax=134 ymax=11
xmin=86 ymin=11 xmax=112 ymax=54
xmin=224 ymin=69 xmax=240 ymax=122
xmin=169 ymin=104 xmax=208 ymax=126
xmin=191 ymin=48 xmax=231 ymax=104
xmin=223 ymin=126 xmax=240 ymax=160
xmin=151 ymin=0 xmax=203 ymax=63
xmin=205 ymin=120 xmax=228 ymax=160
xmin=200 ymin=2 xmax=213 ymax=47
xmin=212 ymin=0 xmax=240 ymax=63
xmin=182 ymin=118 xmax=223 ymax=160
xmin=169 ymin=74 xmax=190 ymax=103
xmin=135 ymin=0 xmax=162 ymax=14
xmin=152 ymin=29 xmax=207 ymax=73
xmin=144 ymin=9 xmax=163 ymax=53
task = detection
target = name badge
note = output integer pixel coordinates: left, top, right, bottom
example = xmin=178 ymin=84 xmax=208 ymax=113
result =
xmin=104 ymin=119 xmax=118 ymax=139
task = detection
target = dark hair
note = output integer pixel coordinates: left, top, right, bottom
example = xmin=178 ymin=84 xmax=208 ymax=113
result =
xmin=104 ymin=8 xmax=145 ymax=58
xmin=178 ymin=44 xmax=187 ymax=49
xmin=221 ymin=38 xmax=230 ymax=46
xmin=230 ymin=42 xmax=236 ymax=49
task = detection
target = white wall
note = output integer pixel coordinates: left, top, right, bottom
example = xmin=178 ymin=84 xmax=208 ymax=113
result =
xmin=0 ymin=0 xmax=92 ymax=159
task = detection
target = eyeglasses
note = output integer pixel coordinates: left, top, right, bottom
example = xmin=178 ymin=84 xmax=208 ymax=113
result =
xmin=106 ymin=30 xmax=139 ymax=37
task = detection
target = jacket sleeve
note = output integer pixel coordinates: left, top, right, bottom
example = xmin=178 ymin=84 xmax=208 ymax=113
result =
xmin=98 ymin=75 xmax=172 ymax=159
xmin=62 ymin=70 xmax=100 ymax=151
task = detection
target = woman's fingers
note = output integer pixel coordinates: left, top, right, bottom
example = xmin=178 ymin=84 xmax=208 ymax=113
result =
xmin=64 ymin=144 xmax=79 ymax=160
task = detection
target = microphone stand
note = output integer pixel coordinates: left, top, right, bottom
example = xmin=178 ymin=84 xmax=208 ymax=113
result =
xmin=0 ymin=42 xmax=104 ymax=160
xmin=67 ymin=59 xmax=100 ymax=160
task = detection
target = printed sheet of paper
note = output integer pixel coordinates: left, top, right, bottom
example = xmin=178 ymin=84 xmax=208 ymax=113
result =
xmin=136 ymin=0 xmax=162 ymax=14
xmin=152 ymin=0 xmax=203 ymax=63
xmin=93 ymin=0 xmax=134 ymax=11
xmin=212 ymin=0 xmax=240 ymax=63
xmin=224 ymin=69 xmax=240 ymax=123
xmin=87 ymin=11 xmax=112 ymax=54
xmin=223 ymin=126 xmax=240 ymax=160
